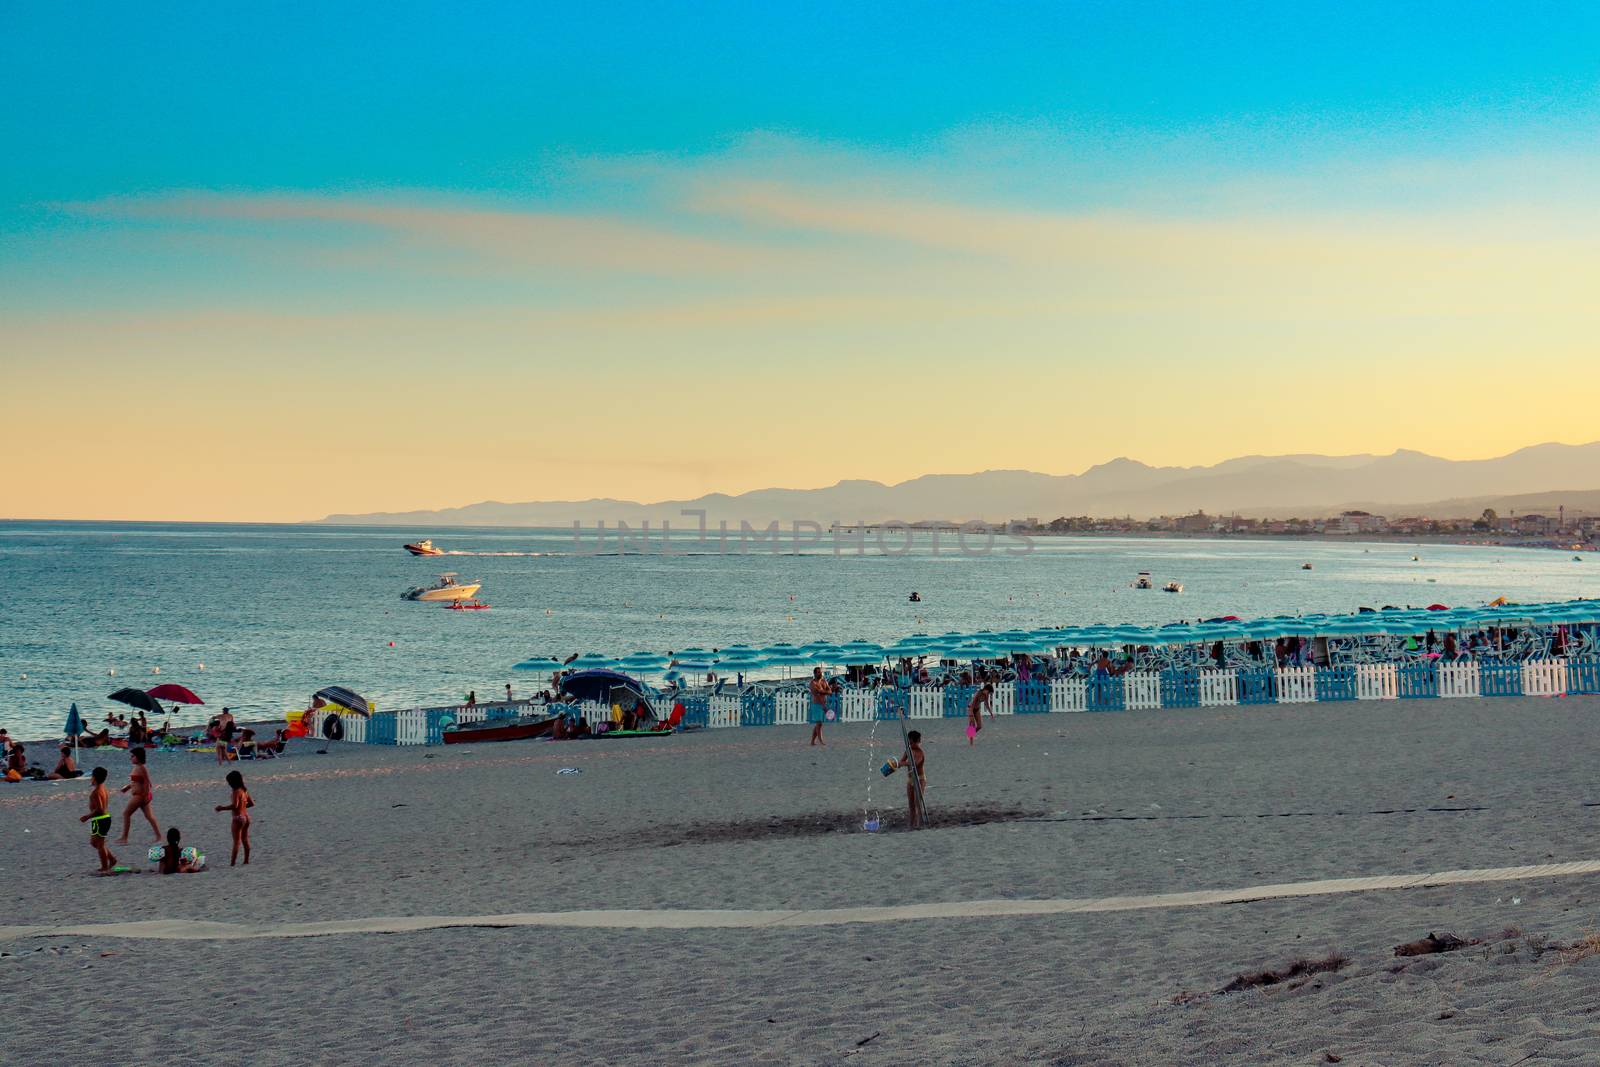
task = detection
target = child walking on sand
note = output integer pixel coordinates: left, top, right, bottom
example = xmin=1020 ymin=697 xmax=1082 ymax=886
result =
xmin=80 ymin=767 xmax=117 ymax=873
xmin=216 ymin=770 xmax=253 ymax=866
xmin=901 ymin=730 xmax=926 ymax=830
xmin=117 ymin=746 xmax=161 ymax=844
xmin=966 ymin=682 xmax=994 ymax=744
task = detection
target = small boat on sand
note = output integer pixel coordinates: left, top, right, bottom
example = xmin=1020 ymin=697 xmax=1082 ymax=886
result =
xmin=442 ymin=715 xmax=556 ymax=744
xmin=404 ymin=539 xmax=445 ymax=556
xmin=402 ymin=573 xmax=482 ymax=602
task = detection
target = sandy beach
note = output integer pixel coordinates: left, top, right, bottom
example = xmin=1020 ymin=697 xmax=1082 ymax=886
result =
xmin=6 ymin=696 xmax=1600 ymax=1064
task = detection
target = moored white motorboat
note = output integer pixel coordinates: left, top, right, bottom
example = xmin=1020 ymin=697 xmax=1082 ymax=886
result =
xmin=402 ymin=573 xmax=482 ymax=602
xmin=1134 ymin=571 xmax=1154 ymax=589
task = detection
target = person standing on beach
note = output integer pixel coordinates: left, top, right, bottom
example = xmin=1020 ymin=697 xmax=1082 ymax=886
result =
xmin=116 ymin=746 xmax=160 ymax=844
xmin=80 ymin=767 xmax=116 ymax=873
xmin=216 ymin=769 xmax=253 ymax=866
xmin=967 ymin=682 xmax=994 ymax=743
xmin=215 ymin=707 xmax=236 ymax=764
xmin=808 ymin=667 xmax=831 ymax=746
xmin=901 ymin=730 xmax=926 ymax=829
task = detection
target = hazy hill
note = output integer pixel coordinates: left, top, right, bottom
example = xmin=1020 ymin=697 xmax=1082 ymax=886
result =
xmin=317 ymin=441 xmax=1600 ymax=526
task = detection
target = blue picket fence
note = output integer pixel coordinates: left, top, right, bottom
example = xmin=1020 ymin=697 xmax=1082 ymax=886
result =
xmin=1238 ymin=668 xmax=1276 ymax=705
xmin=1398 ymin=661 xmax=1439 ymax=698
xmin=1571 ymin=658 xmax=1600 ymax=695
xmin=1087 ymin=676 xmax=1124 ymax=711
xmin=1015 ymin=680 xmax=1051 ymax=714
xmin=1315 ymin=666 xmax=1356 ymax=701
xmin=1160 ymin=670 xmax=1200 ymax=708
xmin=1480 ymin=662 xmax=1523 ymax=697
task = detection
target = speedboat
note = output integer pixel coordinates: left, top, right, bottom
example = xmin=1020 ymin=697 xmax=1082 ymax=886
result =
xmin=402 ymin=573 xmax=482 ymax=602
xmin=1301 ymin=562 xmax=1313 ymax=570
xmin=1134 ymin=571 xmax=1154 ymax=589
xmin=404 ymin=539 xmax=445 ymax=556
xmin=1162 ymin=581 xmax=1183 ymax=593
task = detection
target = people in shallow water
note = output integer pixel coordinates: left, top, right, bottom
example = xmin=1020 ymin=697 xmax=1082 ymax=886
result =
xmin=908 ymin=591 xmax=921 ymax=602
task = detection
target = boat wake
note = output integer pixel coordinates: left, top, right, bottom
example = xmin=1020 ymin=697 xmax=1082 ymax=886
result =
xmin=441 ymin=551 xmax=548 ymax=557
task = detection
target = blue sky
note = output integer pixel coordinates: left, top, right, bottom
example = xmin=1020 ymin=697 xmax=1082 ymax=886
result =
xmin=6 ymin=1 xmax=1597 ymax=206
xmin=4 ymin=3 xmax=1600 ymax=520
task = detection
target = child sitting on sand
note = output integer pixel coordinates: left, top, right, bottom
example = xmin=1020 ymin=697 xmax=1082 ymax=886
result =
xmin=153 ymin=827 xmax=203 ymax=874
xmin=79 ymin=767 xmax=117 ymax=873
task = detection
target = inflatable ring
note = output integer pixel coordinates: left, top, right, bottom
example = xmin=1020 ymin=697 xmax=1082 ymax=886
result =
xmin=322 ymin=713 xmax=345 ymax=742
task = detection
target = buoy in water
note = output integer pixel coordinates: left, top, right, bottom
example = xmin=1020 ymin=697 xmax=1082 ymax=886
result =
xmin=388 ymin=642 xmax=395 ymax=647
xmin=197 ymin=663 xmax=205 ymax=671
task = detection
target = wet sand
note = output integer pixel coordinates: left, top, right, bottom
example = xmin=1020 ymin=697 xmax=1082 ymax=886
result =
xmin=6 ymin=695 xmax=1600 ymax=1064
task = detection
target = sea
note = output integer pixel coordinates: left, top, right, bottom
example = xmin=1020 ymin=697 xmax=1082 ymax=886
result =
xmin=2 ymin=521 xmax=1596 ymax=739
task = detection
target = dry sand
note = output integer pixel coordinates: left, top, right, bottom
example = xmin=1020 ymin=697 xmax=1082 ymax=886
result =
xmin=6 ymin=696 xmax=1600 ymax=1064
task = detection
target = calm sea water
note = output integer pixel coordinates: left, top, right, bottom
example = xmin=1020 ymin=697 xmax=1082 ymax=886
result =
xmin=3 ymin=521 xmax=1595 ymax=738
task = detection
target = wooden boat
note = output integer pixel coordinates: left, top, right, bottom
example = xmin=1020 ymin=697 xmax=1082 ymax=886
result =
xmin=442 ymin=716 xmax=557 ymax=744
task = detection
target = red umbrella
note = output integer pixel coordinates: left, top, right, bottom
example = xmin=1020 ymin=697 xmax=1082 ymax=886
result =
xmin=146 ymin=683 xmax=204 ymax=705
xmin=1426 ymin=604 xmax=1449 ymax=611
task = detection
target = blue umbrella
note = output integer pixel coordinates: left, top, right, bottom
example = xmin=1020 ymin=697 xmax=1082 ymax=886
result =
xmin=513 ymin=657 xmax=560 ymax=671
xmin=65 ymin=703 xmax=83 ymax=750
xmin=566 ymin=652 xmax=619 ymax=670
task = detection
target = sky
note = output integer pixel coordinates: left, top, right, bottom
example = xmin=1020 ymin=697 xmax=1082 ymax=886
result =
xmin=3 ymin=2 xmax=1599 ymax=521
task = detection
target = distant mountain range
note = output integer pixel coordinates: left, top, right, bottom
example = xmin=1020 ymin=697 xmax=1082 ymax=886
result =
xmin=318 ymin=441 xmax=1600 ymax=527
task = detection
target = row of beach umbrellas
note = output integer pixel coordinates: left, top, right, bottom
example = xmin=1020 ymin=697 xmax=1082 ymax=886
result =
xmin=511 ymin=599 xmax=1600 ymax=678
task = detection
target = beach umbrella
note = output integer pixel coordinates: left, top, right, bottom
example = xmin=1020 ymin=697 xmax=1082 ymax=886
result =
xmin=671 ymin=655 xmax=717 ymax=672
xmin=565 ymin=652 xmax=619 ymax=670
xmin=764 ymin=650 xmax=818 ymax=667
xmin=313 ymin=685 xmax=372 ymax=717
xmin=65 ymin=703 xmax=83 ymax=758
xmin=837 ymin=648 xmax=886 ymax=666
xmin=615 ymin=652 xmax=670 ymax=672
xmin=512 ymin=657 xmax=560 ymax=672
xmin=146 ymin=683 xmax=204 ymax=705
xmin=108 ymin=687 xmax=164 ymax=715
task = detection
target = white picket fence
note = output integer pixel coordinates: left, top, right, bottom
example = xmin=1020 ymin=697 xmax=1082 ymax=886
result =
xmin=1124 ymin=672 xmax=1162 ymax=710
xmin=909 ymin=685 xmax=946 ymax=719
xmin=833 ymin=690 xmax=870 ymax=722
xmin=301 ymin=708 xmax=369 ymax=744
xmin=395 ymin=708 xmax=428 ymax=745
xmin=708 ymin=695 xmax=742 ymax=728
xmin=1050 ymin=678 xmax=1087 ymax=712
xmin=1438 ymin=661 xmax=1480 ymax=698
xmin=1523 ymin=660 xmax=1569 ymax=696
xmin=775 ymin=690 xmax=808 ymax=725
xmin=1277 ymin=666 xmax=1317 ymax=704
xmin=990 ymin=685 xmax=1015 ymax=716
xmin=1355 ymin=664 xmax=1398 ymax=700
xmin=1199 ymin=669 xmax=1237 ymax=707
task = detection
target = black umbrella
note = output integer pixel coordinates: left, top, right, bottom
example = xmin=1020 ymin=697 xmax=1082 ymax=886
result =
xmin=313 ymin=686 xmax=372 ymax=717
xmin=108 ymin=687 xmax=164 ymax=715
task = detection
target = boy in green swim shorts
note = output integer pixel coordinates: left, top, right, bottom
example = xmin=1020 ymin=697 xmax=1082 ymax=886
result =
xmin=79 ymin=766 xmax=117 ymax=873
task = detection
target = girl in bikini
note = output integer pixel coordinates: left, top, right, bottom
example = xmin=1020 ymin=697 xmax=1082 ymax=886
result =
xmin=216 ymin=770 xmax=254 ymax=866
